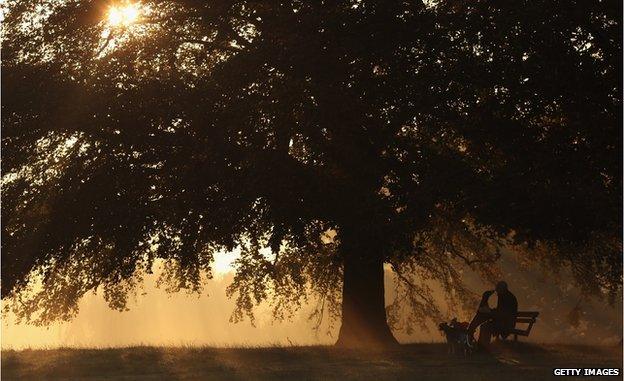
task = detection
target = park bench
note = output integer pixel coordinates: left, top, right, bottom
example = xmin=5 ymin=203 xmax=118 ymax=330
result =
xmin=509 ymin=311 xmax=539 ymax=341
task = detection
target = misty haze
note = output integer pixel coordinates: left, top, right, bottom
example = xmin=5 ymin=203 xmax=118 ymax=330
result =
xmin=3 ymin=250 xmax=621 ymax=348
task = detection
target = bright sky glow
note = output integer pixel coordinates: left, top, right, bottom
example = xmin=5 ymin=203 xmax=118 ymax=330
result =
xmin=107 ymin=3 xmax=141 ymax=28
xmin=212 ymin=249 xmax=240 ymax=276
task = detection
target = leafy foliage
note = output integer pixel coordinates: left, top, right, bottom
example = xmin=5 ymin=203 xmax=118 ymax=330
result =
xmin=2 ymin=0 xmax=621 ymax=329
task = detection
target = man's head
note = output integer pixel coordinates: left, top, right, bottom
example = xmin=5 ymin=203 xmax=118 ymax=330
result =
xmin=495 ymin=281 xmax=508 ymax=294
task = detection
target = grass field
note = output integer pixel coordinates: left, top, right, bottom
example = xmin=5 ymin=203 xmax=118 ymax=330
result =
xmin=2 ymin=342 xmax=621 ymax=380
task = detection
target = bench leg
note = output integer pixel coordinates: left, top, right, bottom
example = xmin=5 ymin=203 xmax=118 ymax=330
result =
xmin=514 ymin=334 xmax=518 ymax=342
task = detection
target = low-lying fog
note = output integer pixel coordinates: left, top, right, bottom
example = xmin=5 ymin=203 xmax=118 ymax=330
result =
xmin=2 ymin=251 xmax=621 ymax=349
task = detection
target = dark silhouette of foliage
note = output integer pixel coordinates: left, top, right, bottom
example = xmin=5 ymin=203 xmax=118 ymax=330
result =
xmin=2 ymin=0 xmax=621 ymax=346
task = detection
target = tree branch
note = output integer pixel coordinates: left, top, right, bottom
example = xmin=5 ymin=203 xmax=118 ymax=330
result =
xmin=177 ymin=38 xmax=242 ymax=52
xmin=450 ymin=244 xmax=501 ymax=266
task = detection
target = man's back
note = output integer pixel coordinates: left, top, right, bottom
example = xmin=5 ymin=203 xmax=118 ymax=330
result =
xmin=496 ymin=290 xmax=518 ymax=333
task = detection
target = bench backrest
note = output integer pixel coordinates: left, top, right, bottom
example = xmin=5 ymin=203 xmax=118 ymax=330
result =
xmin=516 ymin=311 xmax=539 ymax=319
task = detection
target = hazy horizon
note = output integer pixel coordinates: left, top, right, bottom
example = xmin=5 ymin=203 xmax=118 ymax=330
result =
xmin=2 ymin=251 xmax=621 ymax=349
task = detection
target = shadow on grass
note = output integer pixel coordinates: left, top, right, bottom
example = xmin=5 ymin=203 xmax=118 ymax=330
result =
xmin=2 ymin=347 xmax=183 ymax=381
xmin=1 ymin=343 xmax=621 ymax=381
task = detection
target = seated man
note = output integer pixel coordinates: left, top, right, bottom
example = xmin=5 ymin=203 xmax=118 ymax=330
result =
xmin=468 ymin=281 xmax=518 ymax=348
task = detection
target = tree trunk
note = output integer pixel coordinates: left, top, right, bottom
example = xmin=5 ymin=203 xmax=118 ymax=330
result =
xmin=335 ymin=234 xmax=399 ymax=348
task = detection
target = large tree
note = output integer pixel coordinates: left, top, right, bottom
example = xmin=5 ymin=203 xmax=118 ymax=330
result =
xmin=2 ymin=0 xmax=621 ymax=347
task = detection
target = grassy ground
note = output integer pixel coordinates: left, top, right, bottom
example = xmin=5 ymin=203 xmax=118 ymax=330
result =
xmin=2 ymin=342 xmax=621 ymax=381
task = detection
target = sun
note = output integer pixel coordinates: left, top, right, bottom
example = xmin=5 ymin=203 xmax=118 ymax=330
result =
xmin=107 ymin=3 xmax=141 ymax=28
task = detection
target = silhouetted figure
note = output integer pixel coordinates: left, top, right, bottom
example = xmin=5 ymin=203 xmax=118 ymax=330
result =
xmin=468 ymin=281 xmax=518 ymax=348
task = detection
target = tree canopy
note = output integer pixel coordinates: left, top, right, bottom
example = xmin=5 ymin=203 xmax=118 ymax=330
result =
xmin=2 ymin=0 xmax=621 ymax=342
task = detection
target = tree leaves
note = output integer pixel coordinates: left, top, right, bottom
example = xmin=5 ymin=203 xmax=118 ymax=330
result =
xmin=2 ymin=0 xmax=621 ymax=326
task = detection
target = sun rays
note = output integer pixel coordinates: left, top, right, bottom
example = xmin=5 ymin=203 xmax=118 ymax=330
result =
xmin=107 ymin=2 xmax=141 ymax=28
